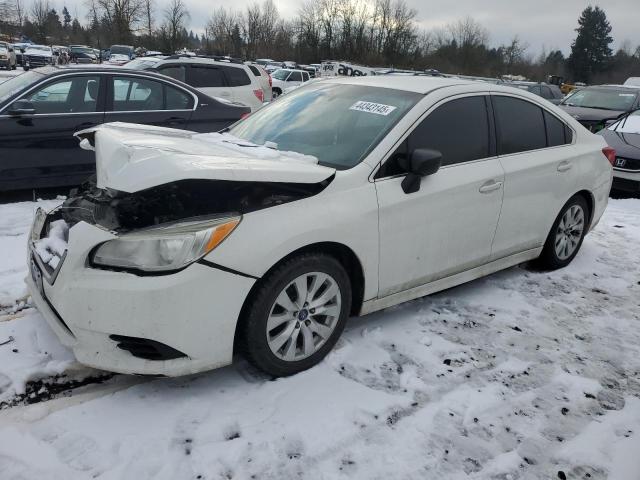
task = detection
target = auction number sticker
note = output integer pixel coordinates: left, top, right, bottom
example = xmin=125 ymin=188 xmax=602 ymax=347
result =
xmin=350 ymin=101 xmax=397 ymax=116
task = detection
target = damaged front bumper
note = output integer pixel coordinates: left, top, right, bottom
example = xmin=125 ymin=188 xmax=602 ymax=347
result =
xmin=27 ymin=208 xmax=256 ymax=376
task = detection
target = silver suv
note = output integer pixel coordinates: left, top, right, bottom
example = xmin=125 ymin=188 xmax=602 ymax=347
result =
xmin=127 ymin=55 xmax=268 ymax=111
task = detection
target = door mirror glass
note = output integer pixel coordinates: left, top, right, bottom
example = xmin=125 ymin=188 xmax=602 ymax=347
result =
xmin=8 ymin=99 xmax=36 ymax=116
xmin=399 ymin=148 xmax=442 ymax=194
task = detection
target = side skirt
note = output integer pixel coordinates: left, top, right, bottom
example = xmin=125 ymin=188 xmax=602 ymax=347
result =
xmin=359 ymin=248 xmax=542 ymax=316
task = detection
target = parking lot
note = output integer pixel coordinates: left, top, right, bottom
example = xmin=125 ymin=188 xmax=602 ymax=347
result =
xmin=0 ymin=191 xmax=639 ymax=479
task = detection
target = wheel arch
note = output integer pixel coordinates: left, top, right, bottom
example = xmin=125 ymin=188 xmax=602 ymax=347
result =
xmin=233 ymin=241 xmax=366 ymax=353
xmin=574 ymin=189 xmax=595 ymax=229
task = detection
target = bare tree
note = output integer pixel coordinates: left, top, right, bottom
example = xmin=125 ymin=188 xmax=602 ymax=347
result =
xmin=31 ymin=0 xmax=51 ymax=41
xmin=91 ymin=0 xmax=145 ymax=44
xmin=164 ymin=0 xmax=189 ymax=52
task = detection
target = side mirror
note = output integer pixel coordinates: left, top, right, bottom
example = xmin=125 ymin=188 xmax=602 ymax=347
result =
xmin=398 ymin=148 xmax=442 ymax=194
xmin=8 ymin=99 xmax=36 ymax=117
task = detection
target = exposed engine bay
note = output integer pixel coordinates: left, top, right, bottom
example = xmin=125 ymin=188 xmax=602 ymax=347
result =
xmin=58 ymin=176 xmax=333 ymax=233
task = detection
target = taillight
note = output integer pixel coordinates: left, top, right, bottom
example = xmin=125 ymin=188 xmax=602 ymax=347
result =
xmin=602 ymin=146 xmax=616 ymax=166
xmin=240 ymin=112 xmax=250 ymax=120
xmin=268 ymin=74 xmax=272 ymax=87
xmin=253 ymin=89 xmax=264 ymax=103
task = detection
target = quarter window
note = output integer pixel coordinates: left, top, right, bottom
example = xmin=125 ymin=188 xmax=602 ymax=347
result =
xmin=493 ymin=96 xmax=546 ymax=154
xmin=23 ymin=76 xmax=100 ymax=114
xmin=544 ymin=111 xmax=572 ymax=146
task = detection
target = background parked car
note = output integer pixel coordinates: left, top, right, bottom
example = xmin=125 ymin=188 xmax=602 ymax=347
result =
xmin=130 ymin=56 xmax=267 ymax=111
xmin=559 ymin=85 xmax=640 ymax=131
xmin=245 ymin=63 xmax=272 ymax=104
xmin=599 ymin=109 xmax=640 ymax=193
xmin=270 ymin=68 xmax=311 ymax=97
xmin=0 ymin=42 xmax=17 ymax=70
xmin=0 ymin=66 xmax=249 ymax=191
xmin=69 ymin=45 xmax=97 ymax=64
xmin=109 ymin=44 xmax=135 ymax=61
xmin=23 ymin=45 xmax=54 ymax=69
xmin=508 ymin=81 xmax=564 ymax=104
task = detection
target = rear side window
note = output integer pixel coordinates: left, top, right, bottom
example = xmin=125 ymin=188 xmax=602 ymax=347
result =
xmin=222 ymin=66 xmax=251 ymax=87
xmin=248 ymin=65 xmax=261 ymax=76
xmin=493 ymin=96 xmax=546 ymax=154
xmin=156 ymin=65 xmax=186 ymax=83
xmin=165 ymin=85 xmax=193 ymax=110
xmin=288 ymin=71 xmax=303 ymax=82
xmin=187 ymin=66 xmax=226 ymax=88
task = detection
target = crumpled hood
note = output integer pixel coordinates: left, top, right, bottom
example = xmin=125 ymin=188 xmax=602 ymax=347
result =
xmin=75 ymin=122 xmax=336 ymax=193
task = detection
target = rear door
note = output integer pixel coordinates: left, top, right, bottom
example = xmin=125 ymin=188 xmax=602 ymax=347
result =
xmin=104 ymin=74 xmax=194 ymax=128
xmin=220 ymin=65 xmax=260 ymax=110
xmin=489 ymin=94 xmax=576 ymax=259
xmin=0 ymin=73 xmax=105 ymax=190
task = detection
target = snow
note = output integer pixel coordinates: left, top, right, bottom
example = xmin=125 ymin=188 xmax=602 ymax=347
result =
xmin=34 ymin=219 xmax=69 ymax=269
xmin=0 ymin=197 xmax=639 ymax=479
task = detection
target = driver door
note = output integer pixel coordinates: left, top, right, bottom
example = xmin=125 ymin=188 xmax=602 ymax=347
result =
xmin=375 ymin=95 xmax=505 ymax=298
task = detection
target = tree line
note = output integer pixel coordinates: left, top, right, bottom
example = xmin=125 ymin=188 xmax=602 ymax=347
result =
xmin=1 ymin=0 xmax=639 ymax=83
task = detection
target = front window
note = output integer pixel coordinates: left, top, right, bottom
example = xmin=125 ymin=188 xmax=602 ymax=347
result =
xmin=562 ymin=89 xmax=638 ymax=111
xmin=229 ymin=82 xmax=420 ymax=169
xmin=272 ymin=70 xmax=290 ymax=81
xmin=20 ymin=76 xmax=100 ymax=114
xmin=0 ymin=70 xmax=45 ymax=103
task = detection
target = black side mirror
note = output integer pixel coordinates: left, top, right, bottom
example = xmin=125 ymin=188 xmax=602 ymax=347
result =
xmin=398 ymin=148 xmax=442 ymax=194
xmin=8 ymin=99 xmax=36 ymax=117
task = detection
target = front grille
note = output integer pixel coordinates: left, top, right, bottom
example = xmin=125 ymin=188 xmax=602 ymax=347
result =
xmin=614 ymin=157 xmax=640 ymax=171
xmin=109 ymin=335 xmax=187 ymax=361
xmin=26 ymin=55 xmax=49 ymax=66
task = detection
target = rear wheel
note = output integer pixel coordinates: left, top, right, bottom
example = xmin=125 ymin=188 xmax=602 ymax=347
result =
xmin=241 ymin=253 xmax=351 ymax=377
xmin=537 ymin=195 xmax=589 ymax=270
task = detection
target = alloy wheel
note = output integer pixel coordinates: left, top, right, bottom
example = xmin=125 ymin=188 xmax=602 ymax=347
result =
xmin=554 ymin=204 xmax=585 ymax=260
xmin=266 ymin=272 xmax=342 ymax=361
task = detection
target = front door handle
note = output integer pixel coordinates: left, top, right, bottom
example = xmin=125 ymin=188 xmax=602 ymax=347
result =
xmin=557 ymin=161 xmax=572 ymax=172
xmin=479 ymin=180 xmax=503 ymax=193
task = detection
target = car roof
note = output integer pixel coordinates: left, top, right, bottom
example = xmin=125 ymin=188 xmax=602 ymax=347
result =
xmin=323 ymin=75 xmax=478 ymax=93
xmin=152 ymin=56 xmax=247 ymax=68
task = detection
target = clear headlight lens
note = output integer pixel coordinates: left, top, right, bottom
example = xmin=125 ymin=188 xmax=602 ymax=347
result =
xmin=92 ymin=216 xmax=240 ymax=272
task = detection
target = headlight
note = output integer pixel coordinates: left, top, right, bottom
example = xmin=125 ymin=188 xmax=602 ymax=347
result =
xmin=0 ymin=55 xmax=6 ymax=59
xmin=91 ymin=216 xmax=240 ymax=272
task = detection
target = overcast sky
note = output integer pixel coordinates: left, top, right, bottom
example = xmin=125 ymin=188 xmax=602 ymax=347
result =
xmin=61 ymin=0 xmax=637 ymax=56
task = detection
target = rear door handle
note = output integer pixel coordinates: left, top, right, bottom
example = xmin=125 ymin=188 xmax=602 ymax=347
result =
xmin=479 ymin=180 xmax=503 ymax=193
xmin=557 ymin=161 xmax=572 ymax=172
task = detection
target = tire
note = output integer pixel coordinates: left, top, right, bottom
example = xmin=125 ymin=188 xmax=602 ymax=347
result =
xmin=272 ymin=89 xmax=281 ymax=99
xmin=536 ymin=194 xmax=590 ymax=270
xmin=241 ymin=253 xmax=352 ymax=377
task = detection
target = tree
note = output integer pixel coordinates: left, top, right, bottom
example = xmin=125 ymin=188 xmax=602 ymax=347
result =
xmin=163 ymin=0 xmax=189 ymax=52
xmin=62 ymin=6 xmax=71 ymax=29
xmin=567 ymin=6 xmax=613 ymax=82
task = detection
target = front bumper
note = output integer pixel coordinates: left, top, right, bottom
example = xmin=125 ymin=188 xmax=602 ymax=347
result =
xmin=27 ymin=217 xmax=255 ymax=376
xmin=612 ymin=169 xmax=640 ymax=193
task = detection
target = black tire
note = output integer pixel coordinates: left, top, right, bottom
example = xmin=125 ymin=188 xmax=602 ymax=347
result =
xmin=241 ymin=253 xmax=352 ymax=377
xmin=272 ymin=89 xmax=281 ymax=99
xmin=536 ymin=194 xmax=590 ymax=270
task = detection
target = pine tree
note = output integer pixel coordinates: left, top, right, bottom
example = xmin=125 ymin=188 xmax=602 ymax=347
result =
xmin=567 ymin=6 xmax=613 ymax=82
xmin=62 ymin=6 xmax=71 ymax=29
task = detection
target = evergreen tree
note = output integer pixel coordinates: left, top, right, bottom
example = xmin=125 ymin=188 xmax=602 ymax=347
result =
xmin=567 ymin=6 xmax=613 ymax=82
xmin=62 ymin=6 xmax=71 ymax=29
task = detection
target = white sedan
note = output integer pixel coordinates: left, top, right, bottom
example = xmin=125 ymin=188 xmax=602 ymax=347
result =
xmin=27 ymin=76 xmax=613 ymax=377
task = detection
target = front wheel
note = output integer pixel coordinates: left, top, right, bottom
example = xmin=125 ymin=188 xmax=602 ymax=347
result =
xmin=536 ymin=195 xmax=590 ymax=270
xmin=241 ymin=253 xmax=351 ymax=377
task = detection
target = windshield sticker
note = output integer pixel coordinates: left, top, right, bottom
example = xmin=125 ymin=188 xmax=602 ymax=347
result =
xmin=350 ymin=101 xmax=397 ymax=116
xmin=618 ymin=93 xmax=636 ymax=97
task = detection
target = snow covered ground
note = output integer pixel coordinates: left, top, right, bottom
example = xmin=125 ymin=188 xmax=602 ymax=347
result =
xmin=0 ymin=197 xmax=639 ymax=480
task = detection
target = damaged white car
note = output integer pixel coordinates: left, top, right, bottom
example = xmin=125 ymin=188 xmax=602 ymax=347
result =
xmin=27 ymin=77 xmax=613 ymax=377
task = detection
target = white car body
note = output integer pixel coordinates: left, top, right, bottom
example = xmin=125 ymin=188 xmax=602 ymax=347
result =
xmin=108 ymin=54 xmax=131 ymax=65
xmin=27 ymin=76 xmax=612 ymax=377
xmin=623 ymin=77 xmax=640 ymax=87
xmin=146 ymin=57 xmax=266 ymax=111
xmin=270 ymin=69 xmax=310 ymax=96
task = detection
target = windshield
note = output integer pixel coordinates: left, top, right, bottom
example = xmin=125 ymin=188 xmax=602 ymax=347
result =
xmin=229 ymin=82 xmax=420 ymax=169
xmin=111 ymin=46 xmax=133 ymax=56
xmin=272 ymin=70 xmax=290 ymax=81
xmin=71 ymin=47 xmax=93 ymax=54
xmin=0 ymin=71 xmax=44 ymax=103
xmin=26 ymin=46 xmax=51 ymax=52
xmin=609 ymin=110 xmax=640 ymax=134
xmin=562 ymin=88 xmax=638 ymax=110
xmin=124 ymin=58 xmax=160 ymax=69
